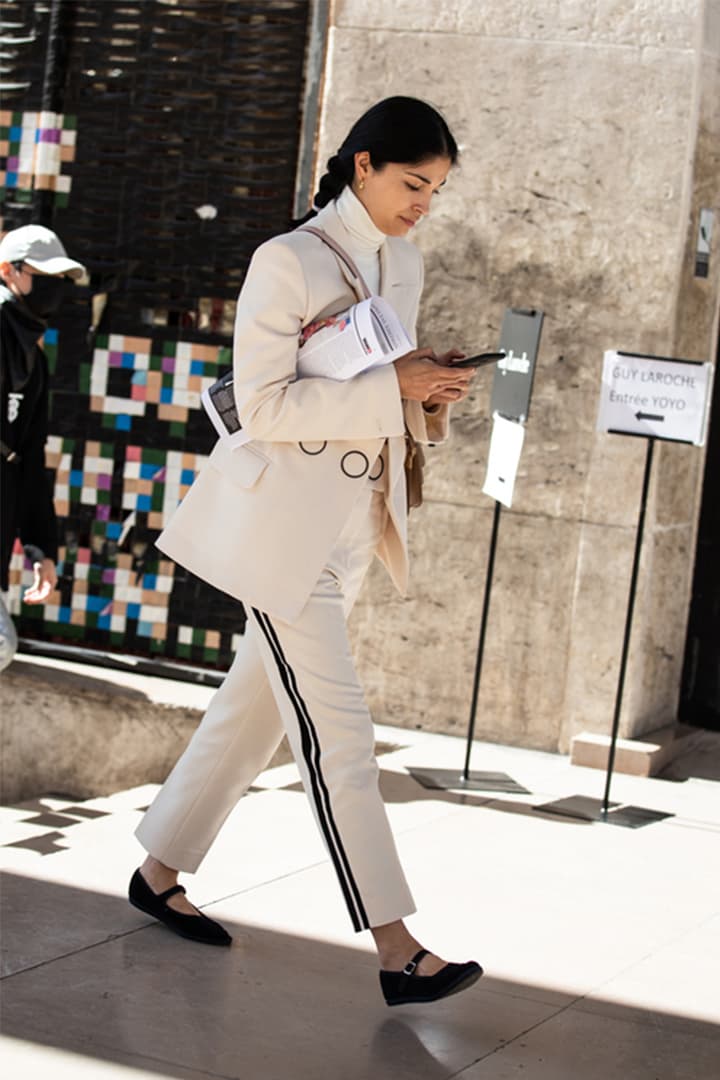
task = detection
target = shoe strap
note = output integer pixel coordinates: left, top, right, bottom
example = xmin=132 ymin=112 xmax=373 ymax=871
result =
xmin=157 ymin=884 xmax=187 ymax=902
xmin=402 ymin=948 xmax=429 ymax=977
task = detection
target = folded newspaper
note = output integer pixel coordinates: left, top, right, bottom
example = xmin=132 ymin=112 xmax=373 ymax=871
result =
xmin=201 ymin=296 xmax=412 ymax=447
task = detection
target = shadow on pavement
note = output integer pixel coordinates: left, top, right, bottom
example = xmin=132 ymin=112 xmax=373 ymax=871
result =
xmin=1 ymin=873 xmax=717 ymax=1080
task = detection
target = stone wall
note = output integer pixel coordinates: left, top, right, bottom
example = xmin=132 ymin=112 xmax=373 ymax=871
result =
xmin=0 ymin=657 xmax=295 ymax=803
xmin=316 ymin=1 xmax=720 ymax=750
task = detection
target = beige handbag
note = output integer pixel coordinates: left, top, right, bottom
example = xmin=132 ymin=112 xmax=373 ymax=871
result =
xmin=301 ymin=226 xmax=424 ymax=511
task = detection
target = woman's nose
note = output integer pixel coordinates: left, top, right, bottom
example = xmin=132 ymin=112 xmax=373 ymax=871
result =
xmin=413 ymin=191 xmax=433 ymax=216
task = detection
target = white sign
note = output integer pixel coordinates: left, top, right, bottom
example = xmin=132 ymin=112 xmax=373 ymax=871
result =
xmin=482 ymin=413 xmax=525 ymax=508
xmin=596 ymin=350 xmax=713 ymax=446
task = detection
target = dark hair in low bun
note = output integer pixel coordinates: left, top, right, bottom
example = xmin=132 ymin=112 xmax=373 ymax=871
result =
xmin=298 ymin=96 xmax=458 ymax=223
xmin=314 ymin=153 xmax=354 ymax=209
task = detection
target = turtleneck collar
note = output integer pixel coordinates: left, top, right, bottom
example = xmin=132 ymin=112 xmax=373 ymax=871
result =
xmin=335 ymin=185 xmax=386 ymax=255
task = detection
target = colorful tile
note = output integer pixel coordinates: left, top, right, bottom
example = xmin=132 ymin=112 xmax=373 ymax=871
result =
xmin=87 ymin=334 xmax=229 ymax=431
xmin=0 ymin=110 xmax=77 ymax=203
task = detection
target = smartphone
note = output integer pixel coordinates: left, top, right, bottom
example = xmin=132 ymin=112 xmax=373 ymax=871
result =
xmin=449 ymin=351 xmax=506 ymax=368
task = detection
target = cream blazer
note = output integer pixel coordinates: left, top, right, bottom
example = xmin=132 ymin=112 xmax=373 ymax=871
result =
xmin=157 ymin=200 xmax=449 ymax=622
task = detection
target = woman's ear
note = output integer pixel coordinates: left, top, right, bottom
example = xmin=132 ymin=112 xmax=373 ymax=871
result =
xmin=353 ymin=151 xmax=371 ymax=186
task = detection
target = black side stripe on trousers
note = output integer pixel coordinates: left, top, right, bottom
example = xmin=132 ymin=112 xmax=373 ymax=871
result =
xmin=252 ymin=607 xmax=369 ymax=932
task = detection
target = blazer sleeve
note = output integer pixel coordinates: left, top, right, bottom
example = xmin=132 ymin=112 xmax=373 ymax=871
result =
xmin=405 ymin=399 xmax=450 ymax=445
xmin=400 ymin=253 xmax=451 ymax=445
xmin=232 ymin=239 xmax=405 ymax=443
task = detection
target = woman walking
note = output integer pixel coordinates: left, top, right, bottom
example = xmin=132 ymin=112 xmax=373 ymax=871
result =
xmin=130 ymin=97 xmax=482 ymax=1007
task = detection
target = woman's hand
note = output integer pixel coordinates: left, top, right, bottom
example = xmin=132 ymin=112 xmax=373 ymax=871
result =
xmin=424 ymin=385 xmax=472 ymax=406
xmin=394 ymin=348 xmax=474 ymax=403
xmin=424 ymin=348 xmax=475 ymax=407
xmin=435 ymin=348 xmax=466 ymax=367
xmin=24 ymin=558 xmax=58 ymax=605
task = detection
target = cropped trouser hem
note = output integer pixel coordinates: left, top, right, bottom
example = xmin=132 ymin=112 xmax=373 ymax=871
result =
xmin=135 ymin=486 xmax=416 ymax=930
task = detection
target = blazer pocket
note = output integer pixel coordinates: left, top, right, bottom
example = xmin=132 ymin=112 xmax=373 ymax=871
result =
xmin=209 ymin=441 xmax=270 ymax=489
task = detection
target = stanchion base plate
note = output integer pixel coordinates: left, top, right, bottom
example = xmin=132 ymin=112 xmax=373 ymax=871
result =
xmin=407 ymin=768 xmax=530 ymax=794
xmin=603 ymin=804 xmax=674 ymax=828
xmin=534 ymin=795 xmax=673 ymax=828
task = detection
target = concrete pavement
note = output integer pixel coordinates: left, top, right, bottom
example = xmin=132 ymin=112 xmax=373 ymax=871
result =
xmin=1 ymin=675 xmax=719 ymax=1079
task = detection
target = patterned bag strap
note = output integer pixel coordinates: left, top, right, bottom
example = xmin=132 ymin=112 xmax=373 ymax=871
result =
xmin=298 ymin=225 xmax=373 ymax=301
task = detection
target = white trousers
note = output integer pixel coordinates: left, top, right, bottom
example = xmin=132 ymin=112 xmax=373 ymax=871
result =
xmin=135 ymin=486 xmax=415 ymax=931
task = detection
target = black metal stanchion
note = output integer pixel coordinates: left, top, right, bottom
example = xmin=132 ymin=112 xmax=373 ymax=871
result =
xmin=408 ymin=499 xmax=529 ymax=795
xmin=600 ymin=438 xmax=655 ymax=817
xmin=462 ymin=499 xmax=501 ymax=779
xmin=408 ymin=307 xmax=545 ymax=797
xmin=536 ymin=436 xmax=673 ymax=827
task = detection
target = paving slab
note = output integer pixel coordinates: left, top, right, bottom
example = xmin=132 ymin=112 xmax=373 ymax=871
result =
xmin=453 ymin=1006 xmax=720 ymax=1080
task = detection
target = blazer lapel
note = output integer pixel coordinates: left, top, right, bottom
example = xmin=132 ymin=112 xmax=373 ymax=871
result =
xmin=380 ymin=240 xmax=420 ymax=332
xmin=379 ymin=242 xmax=400 ymax=299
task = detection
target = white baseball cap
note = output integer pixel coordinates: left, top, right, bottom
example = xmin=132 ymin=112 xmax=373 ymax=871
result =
xmin=0 ymin=224 xmax=86 ymax=280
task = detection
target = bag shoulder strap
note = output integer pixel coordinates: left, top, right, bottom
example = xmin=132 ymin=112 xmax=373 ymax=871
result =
xmin=298 ymin=225 xmax=372 ymax=301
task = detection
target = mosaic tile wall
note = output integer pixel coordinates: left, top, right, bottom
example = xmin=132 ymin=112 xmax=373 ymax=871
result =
xmin=8 ymin=333 xmax=246 ymax=668
xmin=0 ymin=110 xmax=77 ymax=207
xmin=1 ymin=0 xmax=311 ymax=671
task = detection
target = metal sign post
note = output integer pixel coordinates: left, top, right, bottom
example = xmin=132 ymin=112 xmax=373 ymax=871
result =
xmin=537 ymin=350 xmax=713 ymax=827
xmin=409 ymin=309 xmax=543 ymax=795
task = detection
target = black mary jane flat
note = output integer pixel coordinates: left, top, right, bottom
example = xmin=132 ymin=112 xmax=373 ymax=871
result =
xmin=128 ymin=868 xmax=232 ymax=946
xmin=380 ymin=948 xmax=483 ymax=1006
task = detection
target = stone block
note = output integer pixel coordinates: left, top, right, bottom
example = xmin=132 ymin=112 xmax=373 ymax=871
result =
xmin=0 ymin=659 xmax=202 ymax=803
xmin=620 ymin=518 xmax=697 ymax=735
xmin=334 ymin=0 xmax=699 ymax=48
xmin=570 ymin=722 xmax=705 ymax=776
xmin=557 ymin=518 xmax=637 ymax=749
xmin=350 ymin=499 xmax=580 ymax=751
xmin=0 ymin=658 xmax=293 ymax=804
xmin=349 ymin=499 xmax=489 ymax=740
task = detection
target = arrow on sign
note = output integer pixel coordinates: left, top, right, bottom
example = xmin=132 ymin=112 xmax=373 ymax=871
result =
xmin=635 ymin=411 xmax=665 ymax=422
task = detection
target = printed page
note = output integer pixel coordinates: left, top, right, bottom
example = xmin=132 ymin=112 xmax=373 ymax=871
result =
xmin=297 ymin=296 xmax=411 ymax=380
xmin=201 ymin=371 xmax=250 ymax=448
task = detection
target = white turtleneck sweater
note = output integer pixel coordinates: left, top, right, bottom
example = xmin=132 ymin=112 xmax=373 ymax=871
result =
xmin=335 ymin=184 xmax=385 ymax=295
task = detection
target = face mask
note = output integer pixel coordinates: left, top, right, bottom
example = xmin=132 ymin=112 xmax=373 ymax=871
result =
xmin=23 ymin=274 xmax=71 ymax=318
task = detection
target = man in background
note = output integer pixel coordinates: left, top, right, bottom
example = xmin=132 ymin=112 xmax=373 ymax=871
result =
xmin=0 ymin=224 xmax=85 ymax=671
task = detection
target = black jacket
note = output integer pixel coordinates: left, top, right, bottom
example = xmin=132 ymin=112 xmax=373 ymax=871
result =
xmin=0 ymin=285 xmax=58 ymax=590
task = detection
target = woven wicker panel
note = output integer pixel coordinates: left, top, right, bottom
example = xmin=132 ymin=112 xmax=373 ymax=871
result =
xmin=0 ymin=2 xmax=47 ymax=99
xmin=2 ymin=0 xmax=311 ymax=670
xmin=3 ymin=0 xmax=310 ymax=317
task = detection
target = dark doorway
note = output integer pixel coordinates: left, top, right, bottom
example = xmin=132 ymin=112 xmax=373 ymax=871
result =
xmin=680 ymin=325 xmax=720 ymax=730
